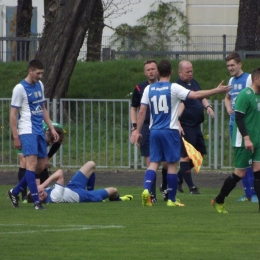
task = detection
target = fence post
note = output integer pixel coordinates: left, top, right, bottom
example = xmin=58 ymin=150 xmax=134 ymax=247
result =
xmin=214 ymin=100 xmax=219 ymax=169
xmin=127 ymin=35 xmax=132 ymax=59
xmin=222 ymin=34 xmax=226 ymax=59
xmin=52 ymin=98 xmax=57 ymax=167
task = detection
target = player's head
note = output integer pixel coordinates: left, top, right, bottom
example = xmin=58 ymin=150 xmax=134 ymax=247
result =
xmin=178 ymin=60 xmax=193 ymax=83
xmin=143 ymin=60 xmax=158 ymax=83
xmin=157 ymin=60 xmax=172 ymax=78
xmin=251 ymin=68 xmax=260 ymax=87
xmin=225 ymin=52 xmax=242 ymax=77
xmin=28 ymin=59 xmax=44 ymax=82
xmin=45 ymin=127 xmax=65 ymax=145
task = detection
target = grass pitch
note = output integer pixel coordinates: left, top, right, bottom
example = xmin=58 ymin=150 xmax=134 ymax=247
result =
xmin=1 ymin=185 xmax=260 ymax=260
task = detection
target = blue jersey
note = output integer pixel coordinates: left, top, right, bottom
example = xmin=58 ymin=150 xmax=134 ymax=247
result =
xmin=141 ymin=82 xmax=190 ymax=130
xmin=228 ymin=73 xmax=251 ymax=126
xmin=11 ymin=79 xmax=45 ymax=135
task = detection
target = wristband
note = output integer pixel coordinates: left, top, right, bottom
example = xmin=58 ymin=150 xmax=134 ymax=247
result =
xmin=131 ymin=123 xmax=137 ymax=131
xmin=206 ymin=105 xmax=212 ymax=110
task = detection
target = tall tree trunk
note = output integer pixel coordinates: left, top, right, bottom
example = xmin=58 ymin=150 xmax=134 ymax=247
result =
xmin=235 ymin=0 xmax=260 ymax=51
xmin=16 ymin=0 xmax=32 ymax=61
xmin=86 ymin=0 xmax=104 ymax=61
xmin=35 ymin=0 xmax=96 ymax=99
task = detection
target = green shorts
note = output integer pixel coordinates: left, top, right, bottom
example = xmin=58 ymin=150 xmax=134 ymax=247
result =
xmin=234 ymin=146 xmax=260 ymax=169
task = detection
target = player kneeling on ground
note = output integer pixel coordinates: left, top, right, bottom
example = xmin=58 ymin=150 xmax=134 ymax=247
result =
xmin=27 ymin=161 xmax=133 ymax=204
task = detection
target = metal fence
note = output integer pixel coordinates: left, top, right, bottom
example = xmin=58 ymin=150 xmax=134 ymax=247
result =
xmin=0 ymin=98 xmax=233 ymax=170
xmin=0 ymin=35 xmax=258 ymax=62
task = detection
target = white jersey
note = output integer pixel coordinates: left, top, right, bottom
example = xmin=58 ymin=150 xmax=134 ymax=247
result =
xmin=141 ymin=82 xmax=190 ymax=130
xmin=11 ymin=79 xmax=45 ymax=135
xmin=45 ymin=184 xmax=80 ymax=203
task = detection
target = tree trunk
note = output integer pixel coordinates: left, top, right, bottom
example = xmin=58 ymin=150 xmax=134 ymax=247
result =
xmin=235 ymin=0 xmax=260 ymax=52
xmin=35 ymin=0 xmax=96 ymax=99
xmin=16 ymin=0 xmax=32 ymax=61
xmin=86 ymin=0 xmax=104 ymax=61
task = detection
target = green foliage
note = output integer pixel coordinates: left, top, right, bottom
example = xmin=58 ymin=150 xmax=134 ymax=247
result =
xmin=1 ymin=185 xmax=260 ymax=259
xmin=111 ymin=1 xmax=189 ymax=52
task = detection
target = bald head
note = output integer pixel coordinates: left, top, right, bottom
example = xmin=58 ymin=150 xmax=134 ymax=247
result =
xmin=178 ymin=60 xmax=193 ymax=83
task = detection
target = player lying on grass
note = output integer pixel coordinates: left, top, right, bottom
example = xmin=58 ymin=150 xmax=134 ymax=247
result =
xmin=27 ymin=161 xmax=133 ymax=203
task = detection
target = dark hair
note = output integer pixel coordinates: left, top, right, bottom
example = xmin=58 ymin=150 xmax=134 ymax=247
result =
xmin=28 ymin=59 xmax=44 ymax=70
xmin=143 ymin=60 xmax=157 ymax=66
xmin=47 ymin=127 xmax=65 ymax=144
xmin=251 ymin=68 xmax=260 ymax=81
xmin=157 ymin=60 xmax=172 ymax=77
xmin=225 ymin=52 xmax=241 ymax=63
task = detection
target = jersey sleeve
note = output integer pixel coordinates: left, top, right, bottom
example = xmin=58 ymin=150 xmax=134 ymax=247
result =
xmin=11 ymin=84 xmax=24 ymax=108
xmin=172 ymin=83 xmax=190 ymax=100
xmin=227 ymin=77 xmax=233 ymax=96
xmin=246 ymin=75 xmax=252 ymax=88
xmin=140 ymin=85 xmax=150 ymax=106
xmin=131 ymin=85 xmax=141 ymax=107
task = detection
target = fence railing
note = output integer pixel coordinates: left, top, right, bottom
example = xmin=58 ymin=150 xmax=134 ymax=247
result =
xmin=0 ymin=35 xmax=259 ymax=62
xmin=0 ymin=98 xmax=233 ymax=170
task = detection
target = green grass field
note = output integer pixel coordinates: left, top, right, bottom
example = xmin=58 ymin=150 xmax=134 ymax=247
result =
xmin=1 ymin=185 xmax=260 ymax=260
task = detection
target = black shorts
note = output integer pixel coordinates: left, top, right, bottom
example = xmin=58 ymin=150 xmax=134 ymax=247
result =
xmin=181 ymin=125 xmax=207 ymax=158
xmin=35 ymin=168 xmax=50 ymax=184
xmin=140 ymin=123 xmax=150 ymax=157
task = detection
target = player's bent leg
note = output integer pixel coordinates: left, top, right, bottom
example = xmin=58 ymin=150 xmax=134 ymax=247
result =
xmin=80 ymin=161 xmax=96 ymax=178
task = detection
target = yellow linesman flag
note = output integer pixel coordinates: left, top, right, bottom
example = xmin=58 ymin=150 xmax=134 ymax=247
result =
xmin=182 ymin=137 xmax=203 ymax=173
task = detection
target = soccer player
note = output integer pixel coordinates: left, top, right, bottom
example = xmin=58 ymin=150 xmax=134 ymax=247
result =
xmin=8 ymin=59 xmax=59 ymax=210
xmin=17 ymin=122 xmax=65 ymax=203
xmin=224 ymin=51 xmax=257 ymax=203
xmin=212 ymin=68 xmax=260 ymax=213
xmin=135 ymin=59 xmax=230 ymax=206
xmin=29 ymin=161 xmax=133 ymax=204
xmin=130 ymin=60 xmax=167 ymax=202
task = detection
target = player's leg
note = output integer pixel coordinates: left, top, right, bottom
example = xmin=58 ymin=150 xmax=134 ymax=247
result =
xmin=17 ymin=153 xmax=27 ymax=201
xmin=79 ymin=161 xmax=96 ymax=190
xmin=105 ymin=187 xmax=133 ymax=201
xmin=212 ymin=147 xmax=248 ymax=213
xmin=252 ymin=148 xmax=260 ymax=210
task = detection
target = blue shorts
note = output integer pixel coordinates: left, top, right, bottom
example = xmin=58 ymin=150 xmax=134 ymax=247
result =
xmin=181 ymin=125 xmax=206 ymax=157
xmin=67 ymin=171 xmax=108 ymax=202
xmin=150 ymin=129 xmax=181 ymax=163
xmin=140 ymin=123 xmax=150 ymax=157
xmin=19 ymin=133 xmax=47 ymax=158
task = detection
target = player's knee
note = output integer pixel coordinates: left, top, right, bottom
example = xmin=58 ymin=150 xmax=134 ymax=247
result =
xmin=87 ymin=160 xmax=96 ymax=170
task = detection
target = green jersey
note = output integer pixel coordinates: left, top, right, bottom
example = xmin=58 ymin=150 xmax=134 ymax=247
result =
xmin=232 ymin=87 xmax=260 ymax=147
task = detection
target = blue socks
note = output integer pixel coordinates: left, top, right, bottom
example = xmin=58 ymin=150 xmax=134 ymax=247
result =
xmin=167 ymin=173 xmax=178 ymax=202
xmin=87 ymin=172 xmax=96 ymax=191
xmin=143 ymin=169 xmax=156 ymax=192
xmin=25 ymin=170 xmax=39 ymax=204
xmin=242 ymin=168 xmax=256 ymax=198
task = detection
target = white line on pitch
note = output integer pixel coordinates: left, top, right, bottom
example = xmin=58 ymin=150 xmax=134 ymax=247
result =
xmin=0 ymin=225 xmax=124 ymax=234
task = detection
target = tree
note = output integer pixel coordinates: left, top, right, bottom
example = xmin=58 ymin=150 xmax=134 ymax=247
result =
xmin=111 ymin=1 xmax=188 ymax=53
xmin=86 ymin=0 xmax=104 ymax=61
xmin=235 ymin=0 xmax=260 ymax=51
xmin=16 ymin=0 xmax=33 ymax=61
xmin=35 ymin=0 xmax=96 ymax=100
xmin=86 ymin=0 xmax=141 ymax=61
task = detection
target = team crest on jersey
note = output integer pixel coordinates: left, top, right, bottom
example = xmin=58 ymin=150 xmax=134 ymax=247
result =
xmin=32 ymin=105 xmax=43 ymax=115
xmin=34 ymin=92 xmax=38 ymax=98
